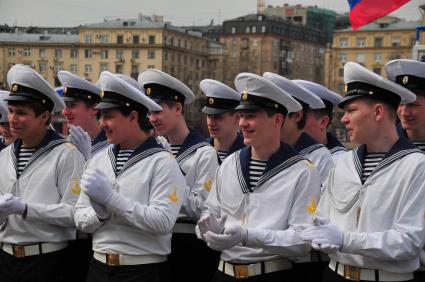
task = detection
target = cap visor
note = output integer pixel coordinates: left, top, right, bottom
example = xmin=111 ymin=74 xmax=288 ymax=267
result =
xmin=202 ymin=106 xmax=231 ymax=115
xmin=62 ymin=97 xmax=78 ymax=102
xmin=95 ymin=102 xmax=122 ymax=110
xmin=235 ymin=104 xmax=264 ymax=111
xmin=3 ymin=95 xmax=34 ymax=103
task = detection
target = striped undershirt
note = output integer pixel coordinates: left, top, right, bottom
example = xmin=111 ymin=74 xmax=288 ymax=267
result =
xmin=116 ymin=149 xmax=134 ymax=174
xmin=217 ymin=150 xmax=229 ymax=162
xmin=249 ymin=158 xmax=267 ymax=189
xmin=17 ymin=147 xmax=36 ymax=176
xmin=413 ymin=141 xmax=425 ymax=152
xmin=361 ymin=153 xmax=385 ymax=181
xmin=170 ymin=145 xmax=181 ymax=157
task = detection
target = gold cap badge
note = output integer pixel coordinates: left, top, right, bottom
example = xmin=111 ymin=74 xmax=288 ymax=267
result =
xmin=12 ymin=84 xmax=18 ymax=92
xmin=100 ymin=90 xmax=104 ymax=98
xmin=208 ymin=97 xmax=214 ymax=105
xmin=146 ymin=87 xmax=151 ymax=95
xmin=344 ymin=85 xmax=348 ymax=93
xmin=402 ymin=75 xmax=409 ymax=85
xmin=242 ymin=90 xmax=248 ymax=101
xmin=64 ymin=86 xmax=68 ymax=94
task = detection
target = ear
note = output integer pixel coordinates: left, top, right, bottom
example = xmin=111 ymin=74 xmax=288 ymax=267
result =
xmin=294 ymin=110 xmax=304 ymax=123
xmin=129 ymin=110 xmax=139 ymax=124
xmin=319 ymin=115 xmax=330 ymax=129
xmin=175 ymin=102 xmax=183 ymax=115
xmin=374 ymin=104 xmax=384 ymax=121
xmin=275 ymin=112 xmax=285 ymax=127
xmin=40 ymin=111 xmax=51 ymax=125
xmin=89 ymin=105 xmax=99 ymax=118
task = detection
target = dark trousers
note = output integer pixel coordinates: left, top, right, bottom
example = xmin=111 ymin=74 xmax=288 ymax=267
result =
xmin=292 ymin=261 xmax=328 ymax=282
xmin=210 ymin=269 xmax=293 ymax=282
xmin=166 ymin=233 xmax=220 ymax=282
xmin=86 ymin=258 xmax=164 ymax=282
xmin=0 ymin=247 xmax=69 ymax=282
xmin=66 ymin=238 xmax=93 ymax=282
xmin=414 ymin=271 xmax=425 ymax=282
xmin=323 ymin=266 xmax=415 ymax=282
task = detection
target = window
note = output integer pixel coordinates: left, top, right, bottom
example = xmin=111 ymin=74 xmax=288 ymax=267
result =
xmin=252 ymin=26 xmax=256 ymax=33
xmin=149 ymin=35 xmax=155 ymax=44
xmin=148 ymin=50 xmax=155 ymax=59
xmin=100 ymin=64 xmax=108 ymax=72
xmin=131 ymin=65 xmax=138 ymax=74
xmin=373 ymin=67 xmax=381 ymax=75
xmin=391 ymin=37 xmax=401 ymax=47
xmin=356 ymin=37 xmax=365 ymax=47
xmin=116 ymin=51 xmax=124 ymax=60
xmin=164 ymin=50 xmax=168 ymax=60
xmin=132 ymin=50 xmax=139 ymax=59
xmin=70 ymin=49 xmax=78 ymax=59
xmin=339 ymin=38 xmax=348 ymax=48
xmin=70 ymin=64 xmax=77 ymax=73
xmin=148 ymin=65 xmax=155 ymax=69
xmin=133 ymin=35 xmax=140 ymax=44
xmin=54 ymin=64 xmax=62 ymax=73
xmin=374 ymin=37 xmax=383 ymax=48
xmin=338 ymin=68 xmax=344 ymax=77
xmin=85 ymin=35 xmax=92 ymax=43
xmin=115 ymin=64 xmax=123 ymax=74
xmin=84 ymin=49 xmax=92 ymax=59
xmin=8 ymin=48 xmax=15 ymax=57
xmin=356 ymin=53 xmax=365 ymax=63
xmin=100 ymin=35 xmax=108 ymax=43
xmin=84 ymin=64 xmax=92 ymax=73
xmin=55 ymin=49 xmax=62 ymax=59
xmin=245 ymin=27 xmax=250 ymax=34
xmin=39 ymin=63 xmax=46 ymax=73
xmin=231 ymin=27 xmax=236 ymax=34
xmin=100 ymin=50 xmax=108 ymax=59
xmin=261 ymin=26 xmax=266 ymax=33
xmin=23 ymin=48 xmax=31 ymax=57
xmin=374 ymin=53 xmax=382 ymax=62
xmin=39 ymin=49 xmax=47 ymax=58
xmin=117 ymin=35 xmax=124 ymax=44
xmin=339 ymin=53 xmax=347 ymax=62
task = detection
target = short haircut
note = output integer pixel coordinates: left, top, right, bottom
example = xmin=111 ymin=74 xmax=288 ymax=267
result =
xmin=114 ymin=106 xmax=151 ymax=132
xmin=8 ymin=101 xmax=51 ymax=125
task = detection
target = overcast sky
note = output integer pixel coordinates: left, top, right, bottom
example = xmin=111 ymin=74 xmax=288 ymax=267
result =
xmin=0 ymin=0 xmax=423 ymax=27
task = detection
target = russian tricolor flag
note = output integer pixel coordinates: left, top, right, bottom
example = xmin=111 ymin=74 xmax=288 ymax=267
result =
xmin=348 ymin=0 xmax=411 ymax=30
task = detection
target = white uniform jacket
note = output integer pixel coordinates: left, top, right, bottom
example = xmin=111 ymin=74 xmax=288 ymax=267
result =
xmin=174 ymin=129 xmax=219 ymax=222
xmin=326 ymin=132 xmax=348 ymax=161
xmin=0 ymin=130 xmax=85 ymax=244
xmin=203 ymin=143 xmax=321 ymax=263
xmin=294 ymin=132 xmax=334 ymax=186
xmin=316 ymin=137 xmax=425 ymax=273
xmin=74 ymin=137 xmax=186 ymax=256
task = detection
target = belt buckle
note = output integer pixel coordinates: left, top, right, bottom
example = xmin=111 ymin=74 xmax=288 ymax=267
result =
xmin=234 ymin=265 xmax=249 ymax=279
xmin=106 ymin=253 xmax=120 ymax=266
xmin=344 ymin=265 xmax=361 ymax=281
xmin=12 ymin=245 xmax=25 ymax=258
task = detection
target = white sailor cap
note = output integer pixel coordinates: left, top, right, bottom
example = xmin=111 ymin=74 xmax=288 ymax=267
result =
xmin=340 ymin=62 xmax=416 ymax=109
xmin=6 ymin=64 xmax=65 ymax=112
xmin=200 ymin=79 xmax=240 ymax=114
xmin=234 ymin=73 xmax=302 ymax=114
xmin=0 ymin=90 xmax=9 ymax=123
xmin=293 ymin=80 xmax=342 ymax=109
xmin=58 ymin=71 xmax=101 ymax=103
xmin=138 ymin=69 xmax=195 ymax=105
xmin=96 ymin=71 xmax=162 ymax=112
xmin=384 ymin=59 xmax=425 ymax=96
xmin=263 ymin=72 xmax=325 ymax=110
xmin=116 ymin=74 xmax=142 ymax=90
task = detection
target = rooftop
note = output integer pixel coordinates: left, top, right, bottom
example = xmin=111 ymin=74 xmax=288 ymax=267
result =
xmin=0 ymin=32 xmax=78 ymax=44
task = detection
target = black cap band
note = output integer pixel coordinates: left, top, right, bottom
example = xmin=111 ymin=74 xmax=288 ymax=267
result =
xmin=204 ymin=96 xmax=239 ymax=111
xmin=144 ymin=83 xmax=185 ymax=104
xmin=99 ymin=91 xmax=147 ymax=113
xmin=6 ymin=84 xmax=53 ymax=111
xmin=395 ymin=74 xmax=425 ymax=97
xmin=236 ymin=93 xmax=288 ymax=115
xmin=63 ymin=87 xmax=100 ymax=103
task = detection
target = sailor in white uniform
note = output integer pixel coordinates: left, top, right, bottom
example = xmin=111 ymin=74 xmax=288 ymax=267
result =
xmin=0 ymin=64 xmax=85 ymax=281
xmin=263 ymin=72 xmax=334 ymax=186
xmin=200 ymin=79 xmax=245 ymax=164
xmin=385 ymin=59 xmax=425 ymax=281
xmin=199 ymin=73 xmax=321 ymax=282
xmin=139 ymin=69 xmax=220 ymax=281
xmin=74 ymin=71 xmax=186 ymax=282
xmin=59 ymin=71 xmax=108 ymax=160
xmin=293 ymin=80 xmax=348 ymax=160
xmin=301 ymin=62 xmax=425 ymax=282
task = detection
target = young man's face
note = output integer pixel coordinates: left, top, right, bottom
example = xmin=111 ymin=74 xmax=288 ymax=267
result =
xmin=148 ymin=102 xmax=180 ymax=136
xmin=63 ymin=100 xmax=97 ymax=128
xmin=99 ymin=108 xmax=134 ymax=145
xmin=281 ymin=110 xmax=303 ymax=141
xmin=0 ymin=122 xmax=14 ymax=145
xmin=8 ymin=104 xmax=49 ymax=142
xmin=341 ymin=99 xmax=377 ymax=144
xmin=206 ymin=112 xmax=240 ymax=139
xmin=398 ymin=95 xmax=425 ymax=137
xmin=239 ymin=109 xmax=282 ymax=148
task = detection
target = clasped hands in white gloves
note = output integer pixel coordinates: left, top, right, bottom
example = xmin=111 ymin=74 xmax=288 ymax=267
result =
xmin=300 ymin=217 xmax=343 ymax=254
xmin=203 ymin=222 xmax=248 ymax=251
xmin=0 ymin=193 xmax=26 ymax=216
xmin=81 ymin=169 xmax=114 ymax=220
xmin=196 ymin=213 xmax=227 ymax=240
xmin=69 ymin=125 xmax=92 ymax=160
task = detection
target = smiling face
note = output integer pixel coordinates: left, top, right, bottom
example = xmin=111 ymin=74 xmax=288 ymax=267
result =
xmin=206 ymin=112 xmax=240 ymax=139
xmin=63 ymin=100 xmax=98 ymax=128
xmin=8 ymin=104 xmax=49 ymax=143
xmin=397 ymin=95 xmax=425 ymax=139
xmin=99 ymin=108 xmax=133 ymax=145
xmin=148 ymin=101 xmax=182 ymax=137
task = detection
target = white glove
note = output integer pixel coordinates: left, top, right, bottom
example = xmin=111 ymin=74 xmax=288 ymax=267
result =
xmin=300 ymin=218 xmax=343 ymax=250
xmin=197 ymin=213 xmax=227 ymax=240
xmin=0 ymin=193 xmax=26 ymax=216
xmin=204 ymin=224 xmax=248 ymax=251
xmin=81 ymin=169 xmax=115 ymax=205
xmin=69 ymin=125 xmax=92 ymax=160
xmin=311 ymin=242 xmax=339 ymax=254
xmin=90 ymin=199 xmax=110 ymax=220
